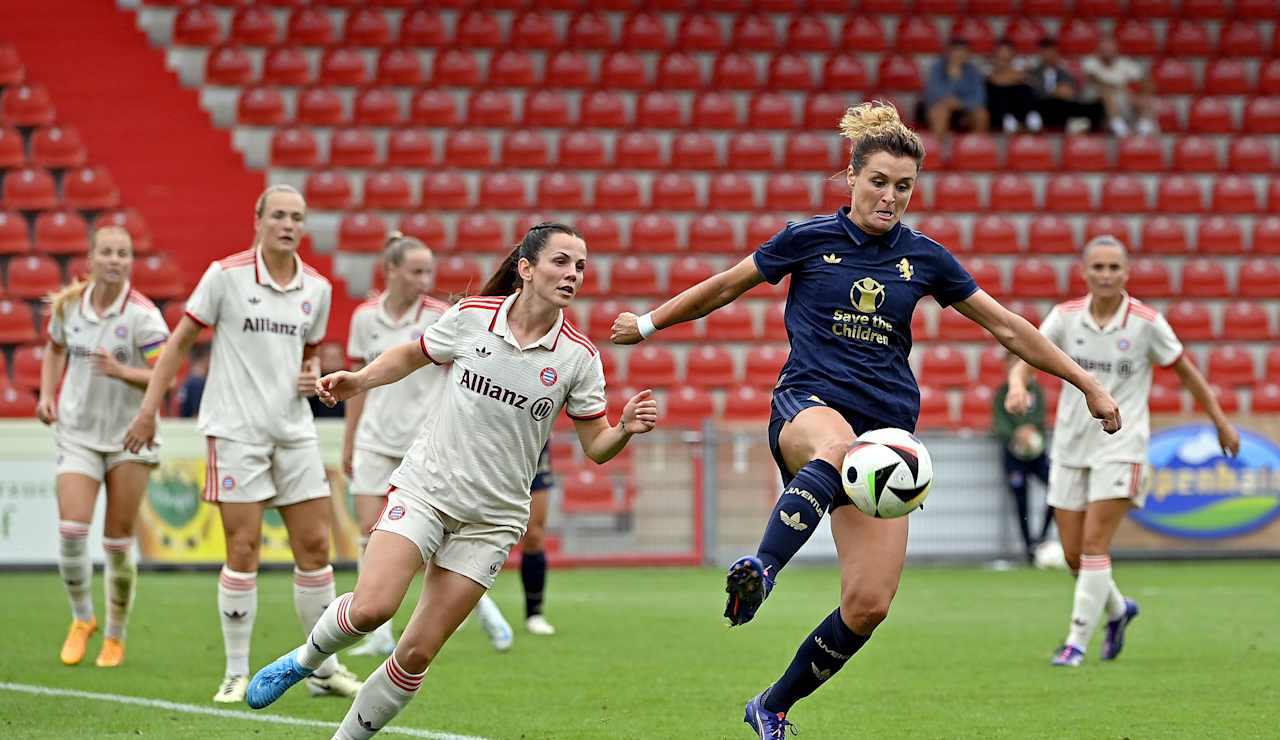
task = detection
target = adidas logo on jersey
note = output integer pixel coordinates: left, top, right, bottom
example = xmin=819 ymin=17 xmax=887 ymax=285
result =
xmin=475 ymin=346 xmax=491 ymax=357
xmin=779 ymin=510 xmax=807 ymax=531
xmin=459 ymin=368 xmax=529 ymax=410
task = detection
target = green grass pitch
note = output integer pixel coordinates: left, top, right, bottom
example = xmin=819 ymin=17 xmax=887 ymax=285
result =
xmin=1 ymin=562 xmax=1276 ymax=739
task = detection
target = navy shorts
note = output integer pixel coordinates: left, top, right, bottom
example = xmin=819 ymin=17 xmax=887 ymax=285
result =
xmin=768 ymin=388 xmax=903 ymax=508
xmin=530 ymin=442 xmax=554 ymax=493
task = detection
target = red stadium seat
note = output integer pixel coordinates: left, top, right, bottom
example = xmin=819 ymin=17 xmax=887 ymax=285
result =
xmin=262 ymin=47 xmax=311 ymax=86
xmin=976 ymin=344 xmax=1009 ymax=387
xmin=63 ymin=167 xmax=120 ymax=211
xmin=455 ymin=214 xmax=504 ymax=252
xmin=1228 ymin=137 xmax=1274 ymax=174
xmin=1045 ymin=175 xmax=1092 ymax=212
xmin=989 ymin=175 xmax=1035 ymax=213
xmin=685 ymin=345 xmax=736 ymax=389
xmin=724 ymin=133 xmax=773 ymax=171
xmin=804 ymin=93 xmax=849 ymax=132
xmin=1007 ymin=135 xmax=1055 ymax=172
xmin=916 ymin=385 xmax=954 ymax=431
xmin=1222 ymin=301 xmax=1273 ymax=341
xmin=1207 ymin=346 xmax=1256 ymax=387
xmin=950 ymin=135 xmax=1000 ymax=171
xmin=634 ymin=92 xmax=683 ymax=130
xmin=455 ymin=12 xmax=502 ymax=48
xmin=610 ymin=256 xmax=659 ymax=295
xmin=1268 ymin=348 xmax=1280 ymax=384
xmin=1164 ymin=20 xmax=1213 ymax=56
xmin=269 ymin=127 xmax=319 ymax=168
xmin=1165 ymin=301 xmax=1214 ymax=341
xmin=337 ymin=212 xmax=385 ymax=253
xmin=688 ymin=214 xmax=739 ymax=252
xmin=949 ymin=17 xmax=996 ymax=53
xmin=918 ymin=216 xmax=964 ymax=252
xmin=781 ymin=134 xmax=830 ymax=171
xmin=712 ymin=53 xmax=759 ymax=90
xmin=958 ymin=385 xmax=995 ymax=430
xmin=587 ymin=300 xmax=627 ymax=339
xmin=1253 ymin=384 xmax=1280 ymax=415
xmin=769 ymin=53 xmax=813 ymax=90
xmin=765 ymin=175 xmax=813 ymax=212
xmin=96 ymin=208 xmax=152 ymax=252
xmin=1115 ymin=19 xmax=1159 ymax=56
xmin=750 ymin=93 xmax=796 ymax=130
xmin=707 ymin=173 xmax=753 ymax=210
xmin=1237 ymin=258 xmax=1280 ymax=298
xmin=173 ymin=6 xmax=221 ymax=45
xmin=228 ymin=7 xmax=278 ymax=46
xmin=544 ymin=51 xmax=591 ymax=88
xmin=1140 ymin=216 xmax=1189 ymax=254
xmin=1100 ymin=175 xmax=1152 ymax=212
xmin=0 ymin=126 xmax=24 ymax=169
xmin=1271 ymin=180 xmax=1280 ymax=212
xmin=1003 ymin=18 xmax=1048 ymax=52
xmin=434 ymin=256 xmax=482 ymax=296
xmin=664 ymin=387 xmax=716 ymax=428
xmin=1062 ymin=137 xmax=1111 ymax=171
xmin=971 ymin=215 xmax=1020 ymax=253
xmin=374 ymin=48 xmax=426 ymax=87
xmin=787 ymin=16 xmax=832 ymax=51
xmin=354 ymin=87 xmax=402 ymax=126
xmin=1174 ymin=137 xmax=1220 ymax=172
xmin=1148 ymin=383 xmax=1183 ymax=415
xmin=519 ymin=90 xmax=567 ymax=128
xmin=733 ymin=13 xmax=778 ymax=50
xmin=0 ymin=386 xmax=36 ymax=417
xmin=363 ymin=172 xmax=414 ymax=210
xmin=1189 ymin=97 xmax=1236 ymax=134
xmin=537 ymin=173 xmax=585 ymax=210
xmin=6 ymin=254 xmax=60 ymax=299
xmin=651 ymin=174 xmax=699 ymax=211
xmin=963 ymin=258 xmax=1005 ymax=298
xmin=580 ymin=91 xmax=629 ymax=128
xmin=319 ymin=48 xmax=368 ymax=86
xmin=0 ymin=43 xmax=23 ymax=86
xmin=1152 ymin=58 xmax=1199 ymax=95
xmin=384 ymin=129 xmax=433 ymax=168
xmin=1084 ymin=216 xmax=1133 ymax=250
xmin=601 ymin=51 xmax=648 ymax=89
xmin=0 ymin=210 xmax=30 ymax=255
xmin=938 ymin=305 xmax=989 ymax=340
xmin=0 ymin=85 xmax=55 ymax=128
xmin=934 ymin=175 xmax=981 ymax=212
xmin=468 ymin=90 xmax=515 ymax=128
xmin=443 ymin=131 xmax=491 ymax=169
xmin=511 ymin=11 xmax=559 ymax=49
xmin=0 ymin=300 xmax=36 ymax=344
xmin=570 ymin=12 xmax=615 ymax=50
xmin=132 ymin=254 xmax=183 ymax=301
xmin=1117 ymin=137 xmax=1166 ymax=172
xmin=429 ymin=50 xmax=479 ymax=87
xmin=1127 ymin=258 xmax=1173 ymax=298
xmin=12 ymin=342 xmax=45 ymax=389
xmin=296 ymin=86 xmax=346 ymax=126
xmin=33 ymin=210 xmax=88 ymax=256
xmin=479 ymin=173 xmax=528 ymax=210
xmin=497 ymin=131 xmax=546 ymax=169
xmin=1010 ymin=258 xmax=1061 ymax=299
xmin=1212 ymin=176 xmax=1259 ymax=214
xmin=723 ymin=385 xmax=771 ymax=422
xmin=286 ymin=7 xmax=334 ymax=45
xmin=920 ymin=346 xmax=970 ymax=388
xmin=691 ymin=93 xmax=740 ymax=130
xmin=1156 ymin=176 xmax=1205 ymax=213
xmin=877 ymin=54 xmax=923 ymax=91
xmin=822 ymin=54 xmax=869 ymax=91
xmin=619 ymin=12 xmax=665 ymax=51
xmin=1027 ymin=216 xmax=1076 ymax=254
xmin=593 ymin=173 xmax=643 ymax=211
xmin=1204 ymin=59 xmax=1252 ymax=96
xmin=398 ymin=213 xmax=445 ymax=249
xmin=204 ymin=45 xmax=254 ymax=86
xmin=840 ymin=18 xmax=887 ymax=53
xmin=895 ymin=17 xmax=942 ymax=54
xmin=1260 ymin=61 xmax=1280 ymax=96
xmin=1195 ymin=217 xmax=1243 ymax=255
xmin=744 ymin=344 xmax=787 ymax=387
xmin=303 ymin=171 xmax=352 ymax=209
xmin=672 ymin=133 xmax=720 ymax=171
xmin=578 ymin=214 xmax=622 ymax=253
xmin=627 ymin=346 xmax=678 ymax=388
xmin=656 ymin=53 xmax=702 ymax=90
xmin=560 ymin=468 xmax=623 ymax=516
xmin=329 ymin=128 xmax=378 ymax=167
xmin=1059 ymin=18 xmax=1101 ymax=54
xmin=678 ymin=14 xmax=724 ymax=52
xmin=629 ymin=214 xmax=679 ymax=253
xmin=1254 ymin=218 xmax=1280 ymax=255
xmin=704 ymin=301 xmax=757 ymax=341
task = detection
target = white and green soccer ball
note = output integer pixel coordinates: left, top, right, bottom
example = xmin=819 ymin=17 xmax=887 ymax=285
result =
xmin=841 ymin=428 xmax=934 ymax=519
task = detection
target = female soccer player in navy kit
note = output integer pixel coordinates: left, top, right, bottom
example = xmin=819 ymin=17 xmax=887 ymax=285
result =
xmin=247 ymin=224 xmax=658 ymax=739
xmin=612 ymin=102 xmax=1122 ymax=737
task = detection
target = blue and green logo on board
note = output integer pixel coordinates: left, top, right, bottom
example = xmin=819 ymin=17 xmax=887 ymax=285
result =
xmin=1133 ymin=425 xmax=1280 ymax=539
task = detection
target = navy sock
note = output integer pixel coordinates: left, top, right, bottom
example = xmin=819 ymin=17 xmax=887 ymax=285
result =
xmin=764 ymin=608 xmax=870 ymax=714
xmin=521 ymin=551 xmax=547 ymax=618
xmin=756 ymin=459 xmax=841 ymax=577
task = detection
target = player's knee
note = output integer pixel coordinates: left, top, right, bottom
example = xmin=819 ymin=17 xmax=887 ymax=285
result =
xmin=394 ymin=641 xmax=437 ymax=673
xmin=814 ymin=436 xmax=857 ymax=469
xmin=102 ymin=519 xmax=135 ymax=540
xmin=347 ymin=596 xmax=394 ymax=633
xmin=840 ymin=590 xmax=894 ymax=633
xmin=224 ymin=535 xmax=260 ymax=570
xmin=293 ymin=531 xmax=331 ymax=570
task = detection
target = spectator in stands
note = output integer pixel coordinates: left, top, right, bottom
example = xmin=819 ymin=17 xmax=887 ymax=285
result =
xmin=1081 ymin=35 xmax=1157 ymax=137
xmin=924 ymin=38 xmax=990 ymax=138
xmin=177 ymin=344 xmax=210 ymax=418
xmin=308 ymin=342 xmax=347 ymax=418
xmin=993 ymin=352 xmax=1054 ymax=563
xmin=1027 ymin=37 xmax=1106 ymax=133
xmin=986 ymin=38 xmax=1043 ymax=133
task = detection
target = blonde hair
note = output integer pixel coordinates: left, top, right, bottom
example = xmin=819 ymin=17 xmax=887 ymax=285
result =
xmin=1082 ymin=234 xmax=1128 ymax=259
xmin=254 ymin=184 xmax=305 ymax=218
xmin=47 ymin=225 xmax=133 ymax=320
xmin=383 ymin=230 xmax=431 ymax=268
xmin=839 ymin=101 xmax=926 ymax=173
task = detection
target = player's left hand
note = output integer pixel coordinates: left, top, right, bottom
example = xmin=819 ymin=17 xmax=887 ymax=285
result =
xmin=1084 ymin=385 xmax=1122 ymax=434
xmin=610 ymin=312 xmax=643 ymax=345
xmin=1217 ymin=423 xmax=1241 ymax=458
xmin=621 ymin=389 xmax=658 ymax=434
xmin=90 ymin=349 xmax=123 ymax=379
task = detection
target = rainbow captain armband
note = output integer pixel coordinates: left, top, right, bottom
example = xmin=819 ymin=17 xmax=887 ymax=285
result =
xmin=141 ymin=341 xmax=165 ymax=366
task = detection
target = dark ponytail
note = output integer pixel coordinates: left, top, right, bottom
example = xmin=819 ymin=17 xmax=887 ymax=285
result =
xmin=478 ymin=222 xmax=582 ymax=297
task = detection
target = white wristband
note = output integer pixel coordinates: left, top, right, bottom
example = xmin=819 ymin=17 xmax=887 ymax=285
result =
xmin=636 ymin=312 xmax=658 ymax=340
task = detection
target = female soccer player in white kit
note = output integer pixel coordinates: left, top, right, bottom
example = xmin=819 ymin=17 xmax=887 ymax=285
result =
xmin=1006 ymin=235 xmax=1239 ymax=666
xmin=124 ymin=185 xmax=360 ymax=702
xmin=343 ymin=232 xmax=513 ymax=656
xmin=246 ymin=223 xmax=658 ymax=739
xmin=38 ymin=226 xmax=169 ymax=668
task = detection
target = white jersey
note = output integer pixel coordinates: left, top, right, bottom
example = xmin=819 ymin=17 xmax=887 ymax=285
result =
xmin=347 ymin=292 xmax=452 ymax=456
xmin=185 ymin=248 xmax=331 ymax=445
xmin=389 ymin=293 xmax=607 ymax=530
xmin=47 ymin=282 xmax=169 ymax=452
xmin=1040 ymin=293 xmax=1183 ymax=467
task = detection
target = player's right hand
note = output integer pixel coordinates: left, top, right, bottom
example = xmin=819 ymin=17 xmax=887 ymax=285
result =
xmin=1085 ymin=387 xmax=1122 ymax=434
xmin=316 ymin=371 xmax=361 ymax=407
xmin=610 ymin=312 xmax=643 ymax=345
xmin=1003 ymin=385 xmax=1032 ymax=414
xmin=36 ymin=397 xmax=56 ymax=425
xmin=123 ymin=412 xmax=157 ymax=453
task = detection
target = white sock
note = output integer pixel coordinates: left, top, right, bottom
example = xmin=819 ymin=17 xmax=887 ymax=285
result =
xmin=300 ymin=592 xmax=368 ymax=670
xmin=1066 ymin=554 xmax=1113 ymax=651
xmin=218 ymin=566 xmax=257 ymax=676
xmin=1104 ymin=579 xmax=1126 ymax=621
xmin=295 ymin=565 xmax=339 ymax=676
xmin=359 ymin=536 xmax=395 ymax=645
xmin=58 ymin=521 xmax=94 ymax=623
xmin=102 ymin=537 xmax=136 ymax=640
xmin=333 ymin=653 xmax=424 ymax=740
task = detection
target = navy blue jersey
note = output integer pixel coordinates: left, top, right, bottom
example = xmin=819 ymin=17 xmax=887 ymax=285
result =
xmin=753 ymin=207 xmax=979 ymax=430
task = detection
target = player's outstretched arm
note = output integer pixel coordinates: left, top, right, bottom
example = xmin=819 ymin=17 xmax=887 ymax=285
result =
xmin=1171 ymin=354 xmax=1241 ymax=456
xmin=315 ymin=339 xmax=429 ymax=407
xmin=574 ymin=389 xmax=659 ymax=463
xmin=123 ymin=316 xmax=202 ymax=452
xmin=954 ymin=290 xmax=1121 ymax=434
xmin=611 ymin=256 xmax=764 ymax=345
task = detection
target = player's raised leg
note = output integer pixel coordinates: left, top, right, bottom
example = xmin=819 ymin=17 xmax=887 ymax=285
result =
xmin=96 ymin=461 xmax=150 ymax=667
xmin=249 ymin=528 xmax=422 ymax=710
xmin=349 ymin=492 xmax=397 ymax=656
xmin=333 ymin=563 xmax=486 ymax=740
xmin=728 ymin=405 xmax=852 ymax=626
xmin=746 ymin=506 xmax=906 ymax=736
xmin=56 ymin=473 xmax=100 ymax=665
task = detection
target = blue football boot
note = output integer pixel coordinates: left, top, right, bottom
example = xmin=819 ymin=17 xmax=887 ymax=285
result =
xmin=247 ymin=648 xmax=313 ymax=709
xmin=1102 ymin=599 xmax=1140 ymax=661
xmin=744 ymin=689 xmax=797 ymax=738
xmin=725 ymin=556 xmax=774 ymax=627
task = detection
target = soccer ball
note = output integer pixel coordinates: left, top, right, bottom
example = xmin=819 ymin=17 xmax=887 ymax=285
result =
xmin=841 ymin=428 xmax=933 ymax=519
xmin=1033 ymin=540 xmax=1068 ymax=571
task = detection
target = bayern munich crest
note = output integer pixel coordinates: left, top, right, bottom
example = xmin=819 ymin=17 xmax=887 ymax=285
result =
xmin=114 ymin=325 xmax=128 ymax=338
xmin=540 ymin=367 xmax=558 ymax=386
xmin=1117 ymin=338 xmax=1132 ymax=351
xmin=221 ymin=476 xmax=236 ymax=490
xmin=301 ymin=300 xmax=312 ymax=315
xmin=387 ymin=505 xmax=406 ymax=521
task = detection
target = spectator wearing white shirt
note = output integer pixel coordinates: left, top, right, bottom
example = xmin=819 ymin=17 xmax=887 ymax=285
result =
xmin=1082 ymin=35 xmax=1157 ymax=136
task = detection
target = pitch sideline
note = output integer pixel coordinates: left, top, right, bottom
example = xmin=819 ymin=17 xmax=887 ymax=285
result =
xmin=0 ymin=681 xmax=489 ymax=740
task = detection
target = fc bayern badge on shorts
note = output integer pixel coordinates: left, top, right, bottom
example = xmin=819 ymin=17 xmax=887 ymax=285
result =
xmin=301 ymin=300 xmax=312 ymax=315
xmin=387 ymin=505 xmax=406 ymax=521
xmin=540 ymin=367 xmax=558 ymax=387
xmin=222 ymin=475 xmax=236 ymax=491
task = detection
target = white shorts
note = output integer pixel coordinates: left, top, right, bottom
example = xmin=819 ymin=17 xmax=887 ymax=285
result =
xmin=1047 ymin=462 xmax=1150 ymax=512
xmin=203 ymin=437 xmax=330 ymax=507
xmin=373 ymin=487 xmax=522 ymax=589
xmin=350 ymin=449 xmax=402 ymax=496
xmin=56 ymin=435 xmax=159 ymax=482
